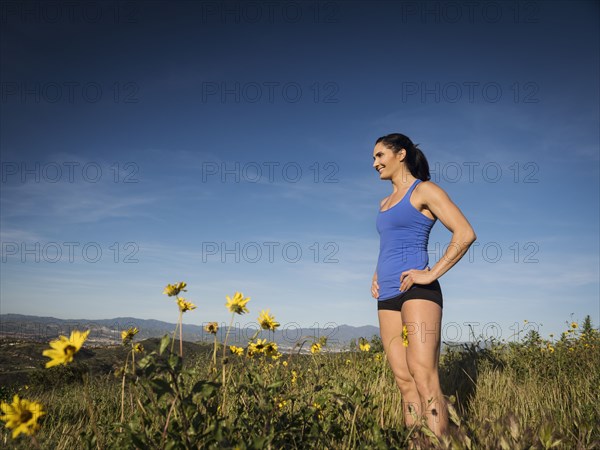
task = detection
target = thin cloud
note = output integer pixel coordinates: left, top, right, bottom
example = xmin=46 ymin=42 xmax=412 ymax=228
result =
xmin=1 ymin=179 xmax=159 ymax=223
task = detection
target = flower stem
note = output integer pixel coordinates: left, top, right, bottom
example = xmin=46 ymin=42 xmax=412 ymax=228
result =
xmin=131 ymin=344 xmax=136 ymax=376
xmin=221 ymin=313 xmax=235 ymax=410
xmin=212 ymin=334 xmax=218 ymax=368
xmin=179 ymin=310 xmax=183 ymax=358
xmin=161 ymin=396 xmax=178 ymax=447
xmin=120 ymin=352 xmax=129 ymax=425
xmin=222 ymin=313 xmax=235 ymax=362
xmin=171 ymin=318 xmax=179 ymax=355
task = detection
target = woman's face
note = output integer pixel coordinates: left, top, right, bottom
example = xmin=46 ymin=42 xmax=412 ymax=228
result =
xmin=372 ymin=143 xmax=405 ymax=180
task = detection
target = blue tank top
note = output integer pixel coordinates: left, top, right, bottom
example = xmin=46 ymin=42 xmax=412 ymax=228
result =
xmin=376 ymin=179 xmax=436 ymax=301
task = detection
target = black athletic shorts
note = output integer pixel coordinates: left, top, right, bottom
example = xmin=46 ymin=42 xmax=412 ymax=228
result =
xmin=377 ymin=279 xmax=443 ymax=311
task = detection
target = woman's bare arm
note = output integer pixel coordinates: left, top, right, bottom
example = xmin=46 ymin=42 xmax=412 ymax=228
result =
xmin=400 ymin=181 xmax=477 ymax=290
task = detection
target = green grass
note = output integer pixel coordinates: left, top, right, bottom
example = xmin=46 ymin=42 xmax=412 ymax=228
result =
xmin=1 ymin=323 xmax=598 ymax=449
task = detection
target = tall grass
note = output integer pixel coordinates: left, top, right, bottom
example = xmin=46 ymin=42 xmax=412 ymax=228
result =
xmin=2 ymin=288 xmax=598 ymax=449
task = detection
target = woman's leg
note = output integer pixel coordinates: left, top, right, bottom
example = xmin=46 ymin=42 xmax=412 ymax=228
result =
xmin=378 ymin=309 xmax=422 ymax=427
xmin=401 ymin=299 xmax=448 ymax=437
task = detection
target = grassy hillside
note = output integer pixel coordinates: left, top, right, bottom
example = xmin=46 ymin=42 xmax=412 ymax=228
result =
xmin=1 ymin=319 xmax=598 ymax=449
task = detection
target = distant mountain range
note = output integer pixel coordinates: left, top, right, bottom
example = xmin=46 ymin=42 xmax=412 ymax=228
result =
xmin=0 ymin=314 xmax=381 ymax=351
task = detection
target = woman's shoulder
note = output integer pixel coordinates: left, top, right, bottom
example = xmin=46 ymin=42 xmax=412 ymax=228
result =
xmin=414 ymin=179 xmax=451 ymax=202
xmin=416 ymin=179 xmax=443 ymax=193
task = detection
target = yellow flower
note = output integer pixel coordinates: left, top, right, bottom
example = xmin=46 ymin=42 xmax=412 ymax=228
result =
xmin=291 ymin=370 xmax=298 ymax=384
xmin=254 ymin=338 xmax=267 ymax=352
xmin=133 ymin=343 xmax=144 ymax=353
xmin=571 ymin=322 xmax=578 ymax=329
xmin=204 ymin=322 xmax=219 ymax=334
xmin=265 ymin=341 xmax=278 ymax=356
xmin=373 ymin=353 xmax=383 ymax=361
xmin=262 ymin=341 xmax=281 ymax=360
xmin=312 ymin=402 xmax=324 ymax=420
xmin=569 ymin=347 xmax=574 ymax=352
xmin=225 ymin=292 xmax=250 ymax=315
xmin=282 ymin=361 xmax=288 ymax=367
xmin=359 ymin=341 xmax=371 ymax=352
xmin=310 ymin=342 xmax=322 ymax=354
xmin=402 ymin=325 xmax=409 ymax=347
xmin=176 ymin=297 xmax=196 ymax=313
xmin=121 ymin=327 xmax=139 ymax=345
xmin=0 ymin=395 xmax=45 ymax=439
xmin=42 ymin=330 xmax=90 ymax=368
xmin=163 ymin=281 xmax=187 ymax=297
xmin=345 ymin=359 xmax=351 ymax=365
xmin=247 ymin=338 xmax=267 ymax=356
xmin=277 ymin=398 xmax=288 ymax=409
xmin=257 ymin=309 xmax=280 ymax=331
xmin=548 ymin=346 xmax=555 ymax=353
xmin=229 ymin=345 xmax=244 ymax=356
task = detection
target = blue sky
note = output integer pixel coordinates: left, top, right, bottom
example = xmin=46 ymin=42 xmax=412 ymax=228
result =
xmin=1 ymin=0 xmax=598 ymax=342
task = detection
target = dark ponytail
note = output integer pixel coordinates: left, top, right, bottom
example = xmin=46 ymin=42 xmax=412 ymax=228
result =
xmin=375 ymin=133 xmax=430 ymax=181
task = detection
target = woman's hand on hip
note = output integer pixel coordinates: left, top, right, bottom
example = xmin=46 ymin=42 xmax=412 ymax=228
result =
xmin=400 ymin=267 xmax=434 ymax=291
xmin=371 ymin=277 xmax=379 ymax=299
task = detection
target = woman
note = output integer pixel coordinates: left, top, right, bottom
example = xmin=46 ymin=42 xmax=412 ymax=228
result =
xmin=371 ymin=133 xmax=476 ymax=438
